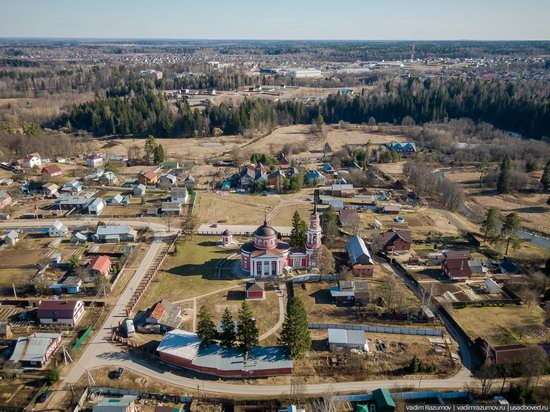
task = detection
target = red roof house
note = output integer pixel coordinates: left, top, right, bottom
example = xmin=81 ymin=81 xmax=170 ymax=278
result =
xmin=89 ymin=255 xmax=112 ymax=276
xmin=41 ymin=165 xmax=63 ymax=178
xmin=37 ymin=300 xmax=85 ymax=325
xmin=138 ymin=171 xmax=159 ymax=185
xmin=442 ymin=251 xmax=472 ymax=280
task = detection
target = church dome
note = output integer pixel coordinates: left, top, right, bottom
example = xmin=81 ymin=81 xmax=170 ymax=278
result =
xmin=254 ymin=223 xmax=277 ymax=238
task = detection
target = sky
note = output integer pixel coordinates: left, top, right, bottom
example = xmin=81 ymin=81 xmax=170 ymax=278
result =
xmin=1 ymin=0 xmax=549 ymax=40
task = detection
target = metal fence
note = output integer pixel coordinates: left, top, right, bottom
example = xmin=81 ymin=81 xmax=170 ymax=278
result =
xmin=309 ymin=323 xmax=444 ymax=336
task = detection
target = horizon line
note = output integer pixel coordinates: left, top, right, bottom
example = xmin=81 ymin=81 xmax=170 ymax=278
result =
xmin=1 ymin=36 xmax=550 ymax=42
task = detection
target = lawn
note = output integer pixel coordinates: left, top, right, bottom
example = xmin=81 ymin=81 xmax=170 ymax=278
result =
xmin=0 ymin=268 xmax=37 ymax=295
xmin=196 ymin=289 xmax=280 ymax=336
xmin=135 ymin=235 xmax=242 ymax=310
xmin=452 ymin=304 xmax=549 ymax=346
xmin=271 ymin=203 xmax=313 ymax=226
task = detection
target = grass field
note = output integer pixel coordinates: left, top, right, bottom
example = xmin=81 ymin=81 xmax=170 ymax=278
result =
xmin=195 ymin=191 xmax=280 ymax=224
xmin=452 ymin=304 xmax=549 ymax=346
xmin=196 ymin=289 xmax=280 ymax=336
xmin=271 ymin=203 xmax=313 ymax=226
xmin=136 ymin=236 xmax=242 ymax=310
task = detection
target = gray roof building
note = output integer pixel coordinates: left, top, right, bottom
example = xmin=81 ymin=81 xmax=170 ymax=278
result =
xmin=346 ymin=235 xmax=373 ymax=266
xmin=328 ymin=328 xmax=369 ymax=352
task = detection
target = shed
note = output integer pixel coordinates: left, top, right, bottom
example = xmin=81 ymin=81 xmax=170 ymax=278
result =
xmin=4 ymin=230 xmax=19 ymax=246
xmin=246 ymin=281 xmax=266 ymax=300
xmin=92 ymin=395 xmax=138 ymax=412
xmin=133 ymin=184 xmax=146 ymax=196
xmin=328 ymin=329 xmax=368 ymax=352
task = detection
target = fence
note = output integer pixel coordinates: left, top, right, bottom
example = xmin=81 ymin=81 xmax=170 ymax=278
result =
xmin=72 ymin=324 xmax=94 ymax=351
xmin=309 ymin=323 xmax=444 ymax=336
xmin=291 ymin=274 xmax=342 ymax=283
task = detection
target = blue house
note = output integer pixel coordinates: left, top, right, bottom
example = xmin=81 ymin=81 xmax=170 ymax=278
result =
xmin=323 ymin=163 xmax=335 ymax=173
xmin=304 ymin=170 xmax=326 ymax=185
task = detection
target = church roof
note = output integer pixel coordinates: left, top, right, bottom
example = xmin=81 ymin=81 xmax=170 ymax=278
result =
xmin=254 ymin=222 xmax=277 ymax=238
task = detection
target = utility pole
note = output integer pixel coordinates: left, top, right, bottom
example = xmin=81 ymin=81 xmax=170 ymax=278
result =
xmin=12 ymin=283 xmax=17 ymax=299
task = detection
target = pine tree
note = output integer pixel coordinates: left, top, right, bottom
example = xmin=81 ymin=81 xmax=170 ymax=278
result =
xmin=278 ymin=297 xmax=311 ymax=359
xmin=220 ymin=308 xmax=236 ymax=348
xmin=237 ymin=301 xmax=258 ymax=354
xmin=541 ymin=160 xmax=550 ymax=191
xmin=409 ymin=355 xmax=420 ymax=374
xmin=497 ymin=154 xmax=512 ymax=194
xmin=289 ymin=211 xmax=307 ymax=248
xmin=153 ymin=144 xmax=165 ymax=164
xmin=196 ymin=305 xmax=216 ymax=345
xmin=500 ymin=213 xmax=522 ymax=255
xmin=481 ymin=208 xmax=501 ymax=241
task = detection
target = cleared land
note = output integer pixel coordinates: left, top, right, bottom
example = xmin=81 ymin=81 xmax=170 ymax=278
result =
xmin=135 ymin=235 xmax=242 ymax=310
xmin=452 ymin=305 xmax=549 ymax=346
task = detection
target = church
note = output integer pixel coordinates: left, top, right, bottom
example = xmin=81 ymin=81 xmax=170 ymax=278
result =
xmin=240 ymin=204 xmax=322 ymax=277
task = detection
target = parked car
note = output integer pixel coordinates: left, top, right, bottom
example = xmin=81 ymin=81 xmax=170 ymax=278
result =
xmin=112 ymin=367 xmax=124 ymax=380
xmin=36 ymin=390 xmax=51 ymax=403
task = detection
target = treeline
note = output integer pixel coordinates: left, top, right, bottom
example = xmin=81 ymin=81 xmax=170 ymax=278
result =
xmin=320 ymin=77 xmax=550 ymax=140
xmin=66 ymin=92 xmax=174 ymax=137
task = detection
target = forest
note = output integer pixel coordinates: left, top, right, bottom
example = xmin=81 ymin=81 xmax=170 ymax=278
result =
xmin=61 ymin=76 xmax=550 ymax=141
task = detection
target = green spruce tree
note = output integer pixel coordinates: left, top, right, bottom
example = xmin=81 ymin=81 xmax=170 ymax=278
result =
xmin=289 ymin=211 xmax=307 ymax=248
xmin=278 ymin=297 xmax=311 ymax=359
xmin=220 ymin=308 xmax=236 ymax=348
xmin=196 ymin=305 xmax=216 ymax=345
xmin=497 ymin=154 xmax=512 ymax=194
xmin=237 ymin=301 xmax=258 ymax=354
xmin=321 ymin=205 xmax=339 ymax=242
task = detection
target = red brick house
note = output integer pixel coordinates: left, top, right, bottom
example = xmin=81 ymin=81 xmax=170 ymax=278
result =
xmin=138 ymin=171 xmax=159 ymax=186
xmin=246 ymin=281 xmax=266 ymax=300
xmin=41 ymin=165 xmax=63 ymax=178
xmin=442 ymin=251 xmax=472 ymax=280
xmin=381 ymin=229 xmax=412 ymax=254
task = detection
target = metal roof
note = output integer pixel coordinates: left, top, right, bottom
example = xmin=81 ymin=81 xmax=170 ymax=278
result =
xmin=94 ymin=396 xmax=138 ymax=412
xmin=157 ymin=329 xmax=201 ymax=361
xmin=328 ymin=328 xmax=366 ymax=346
xmin=346 ymin=235 xmax=373 ymax=265
xmin=10 ymin=333 xmax=61 ymax=364
xmin=95 ymin=225 xmax=132 ymax=236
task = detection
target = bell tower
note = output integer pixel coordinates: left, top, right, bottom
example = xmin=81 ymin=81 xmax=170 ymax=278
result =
xmin=306 ymin=201 xmax=322 ymax=251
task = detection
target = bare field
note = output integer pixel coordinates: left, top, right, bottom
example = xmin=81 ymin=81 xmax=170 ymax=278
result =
xmin=195 ymin=191 xmax=280 ymax=225
xmin=452 ymin=305 xmax=549 ymax=347
xmin=467 ymin=193 xmax=550 ymax=235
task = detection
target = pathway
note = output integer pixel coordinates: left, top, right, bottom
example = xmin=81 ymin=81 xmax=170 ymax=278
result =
xmin=259 ymin=293 xmax=286 ymax=341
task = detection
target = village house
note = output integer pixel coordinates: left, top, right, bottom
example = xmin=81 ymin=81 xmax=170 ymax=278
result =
xmin=55 ymin=194 xmax=92 ymax=210
xmin=93 ymin=225 xmax=137 ymax=243
xmin=133 ymin=183 xmax=146 ymax=196
xmin=385 ymin=141 xmax=417 ymax=157
xmin=382 ymin=204 xmax=401 ymax=215
xmin=37 ymin=300 xmax=85 ymax=325
xmin=332 ymin=183 xmax=355 ymax=197
xmin=246 ymin=281 xmax=266 ymax=300
xmin=42 ymin=183 xmax=59 ymax=198
xmin=61 ymin=180 xmax=83 ymax=194
xmin=170 ymin=187 xmax=188 ymax=204
xmin=346 ymin=235 xmax=374 ymax=277
xmin=9 ymin=332 xmax=62 ymax=369
xmin=87 ymin=153 xmax=104 ymax=168
xmin=328 ymin=329 xmax=369 ymax=352
xmin=17 ymin=152 xmax=41 ymax=168
xmin=330 ymin=280 xmax=370 ymax=305
xmin=109 ymin=194 xmax=128 ymax=206
xmin=61 ymin=276 xmax=83 ymax=294
xmin=381 ymin=229 xmax=412 ymax=254
xmin=239 ymin=163 xmax=268 ymax=191
xmin=0 ymin=191 xmax=12 ymax=209
xmin=338 ymin=208 xmax=361 ymax=228
xmin=442 ymin=251 xmax=472 ymax=280
xmin=89 ymin=255 xmax=112 ymax=277
xmin=4 ymin=230 xmax=19 ymax=246
xmin=136 ymin=299 xmax=183 ymax=333
xmin=41 ymin=164 xmax=63 ymax=178
xmin=159 ymin=173 xmax=177 ymax=189
xmin=138 ymin=171 xmax=158 ymax=186
xmin=87 ymin=197 xmax=105 ymax=215
xmin=70 ymin=232 xmax=87 ymax=244
xmin=98 ymin=171 xmax=118 ymax=186
xmin=304 ymin=170 xmax=326 ymax=186
xmin=161 ymin=202 xmax=182 ymax=215
xmin=48 ymin=221 xmax=69 ymax=237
